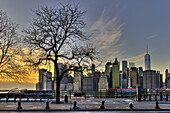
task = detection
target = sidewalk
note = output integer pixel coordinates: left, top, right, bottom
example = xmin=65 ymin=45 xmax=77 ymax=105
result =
xmin=0 ymin=98 xmax=170 ymax=111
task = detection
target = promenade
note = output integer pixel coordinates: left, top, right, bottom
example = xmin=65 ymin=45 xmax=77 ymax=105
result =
xmin=0 ymin=97 xmax=170 ymax=112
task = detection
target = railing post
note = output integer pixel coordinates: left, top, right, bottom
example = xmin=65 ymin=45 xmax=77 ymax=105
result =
xmin=45 ymin=101 xmax=50 ymax=109
xmin=129 ymin=102 xmax=133 ymax=109
xmin=154 ymin=101 xmax=160 ymax=109
xmin=73 ymin=101 xmax=78 ymax=109
xmin=17 ymin=101 xmax=22 ymax=109
xmin=100 ymin=101 xmax=105 ymax=109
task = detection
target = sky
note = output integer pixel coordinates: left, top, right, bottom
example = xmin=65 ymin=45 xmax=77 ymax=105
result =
xmin=0 ymin=0 xmax=170 ymax=89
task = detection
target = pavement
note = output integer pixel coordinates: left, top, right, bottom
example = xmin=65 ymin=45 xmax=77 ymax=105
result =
xmin=0 ymin=97 xmax=170 ymax=112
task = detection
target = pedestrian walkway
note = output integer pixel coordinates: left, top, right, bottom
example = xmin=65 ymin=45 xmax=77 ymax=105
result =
xmin=0 ymin=98 xmax=170 ymax=111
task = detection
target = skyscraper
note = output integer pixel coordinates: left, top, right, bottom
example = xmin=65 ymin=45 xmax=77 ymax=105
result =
xmin=122 ymin=61 xmax=128 ymax=88
xmin=143 ymin=70 xmax=156 ymax=89
xmin=138 ymin=67 xmax=143 ymax=89
xmin=74 ymin=67 xmax=82 ymax=91
xmin=37 ymin=69 xmax=52 ymax=90
xmin=144 ymin=47 xmax=151 ymax=70
xmin=98 ymin=72 xmax=108 ymax=91
xmin=112 ymin=58 xmax=120 ymax=88
xmin=105 ymin=62 xmax=112 ymax=88
xmin=130 ymin=67 xmax=138 ymax=88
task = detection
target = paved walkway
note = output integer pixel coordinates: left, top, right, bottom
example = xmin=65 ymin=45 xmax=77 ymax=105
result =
xmin=0 ymin=98 xmax=170 ymax=111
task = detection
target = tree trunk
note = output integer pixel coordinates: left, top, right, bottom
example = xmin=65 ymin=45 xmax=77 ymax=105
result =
xmin=55 ymin=81 xmax=60 ymax=103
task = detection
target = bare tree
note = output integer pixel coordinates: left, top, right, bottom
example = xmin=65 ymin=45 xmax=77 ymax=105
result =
xmin=0 ymin=10 xmax=28 ymax=81
xmin=24 ymin=3 xmax=97 ymax=103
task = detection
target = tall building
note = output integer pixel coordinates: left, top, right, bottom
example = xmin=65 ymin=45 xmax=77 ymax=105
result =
xmin=120 ymin=71 xmax=123 ymax=88
xmin=39 ymin=69 xmax=47 ymax=90
xmin=98 ymin=72 xmax=108 ymax=91
xmin=43 ymin=71 xmax=52 ymax=90
xmin=81 ymin=75 xmax=98 ymax=91
xmin=54 ymin=63 xmax=68 ymax=91
xmin=105 ymin=62 xmax=112 ymax=88
xmin=66 ymin=76 xmax=74 ymax=91
xmin=160 ymin=74 xmax=163 ymax=88
xmin=37 ymin=69 xmax=52 ymax=90
xmin=144 ymin=47 xmax=151 ymax=70
xmin=165 ymin=69 xmax=168 ymax=87
xmin=112 ymin=58 xmax=120 ymax=88
xmin=138 ymin=67 xmax=143 ymax=89
xmin=73 ymin=67 xmax=83 ymax=91
xmin=155 ymin=71 xmax=161 ymax=89
xmin=143 ymin=70 xmax=156 ymax=89
xmin=122 ymin=61 xmax=128 ymax=88
xmin=165 ymin=69 xmax=170 ymax=88
xmin=130 ymin=67 xmax=138 ymax=88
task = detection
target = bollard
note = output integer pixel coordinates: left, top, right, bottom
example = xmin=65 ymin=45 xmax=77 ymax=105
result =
xmin=73 ymin=101 xmax=78 ymax=109
xmin=17 ymin=101 xmax=22 ymax=109
xmin=129 ymin=102 xmax=133 ymax=109
xmin=166 ymin=94 xmax=168 ymax=101
xmin=45 ymin=101 xmax=50 ymax=109
xmin=65 ymin=95 xmax=68 ymax=103
xmin=154 ymin=101 xmax=160 ymax=109
xmin=100 ymin=101 xmax=105 ymax=109
xmin=155 ymin=95 xmax=157 ymax=101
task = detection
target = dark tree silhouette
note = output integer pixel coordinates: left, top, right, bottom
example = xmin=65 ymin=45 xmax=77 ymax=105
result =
xmin=24 ymin=3 xmax=97 ymax=103
xmin=0 ymin=10 xmax=28 ymax=81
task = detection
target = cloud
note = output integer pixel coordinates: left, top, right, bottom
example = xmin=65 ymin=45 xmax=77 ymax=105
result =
xmin=90 ymin=9 xmax=124 ymax=63
xmin=124 ymin=53 xmax=145 ymax=63
xmin=147 ymin=34 xmax=158 ymax=40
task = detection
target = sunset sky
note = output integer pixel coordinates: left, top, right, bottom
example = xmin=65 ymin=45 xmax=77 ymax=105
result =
xmin=0 ymin=0 xmax=170 ymax=89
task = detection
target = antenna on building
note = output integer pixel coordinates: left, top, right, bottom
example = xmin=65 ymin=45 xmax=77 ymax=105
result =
xmin=146 ymin=45 xmax=149 ymax=54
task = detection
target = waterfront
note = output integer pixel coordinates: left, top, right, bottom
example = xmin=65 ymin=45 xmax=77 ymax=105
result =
xmin=0 ymin=98 xmax=170 ymax=111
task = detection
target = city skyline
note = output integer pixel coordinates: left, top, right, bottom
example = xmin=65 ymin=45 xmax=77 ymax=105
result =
xmin=0 ymin=0 xmax=170 ymax=89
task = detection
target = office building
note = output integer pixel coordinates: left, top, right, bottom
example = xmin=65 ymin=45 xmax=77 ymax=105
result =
xmin=138 ymin=67 xmax=143 ymax=89
xmin=112 ymin=58 xmax=120 ymax=88
xmin=73 ymin=67 xmax=83 ymax=91
xmin=130 ymin=67 xmax=138 ymax=88
xmin=143 ymin=70 xmax=156 ymax=89
xmin=105 ymin=62 xmax=112 ymax=88
xmin=165 ymin=69 xmax=170 ymax=88
xmin=122 ymin=61 xmax=128 ymax=88
xmin=66 ymin=76 xmax=74 ymax=91
xmin=54 ymin=63 xmax=68 ymax=91
xmin=37 ymin=69 xmax=52 ymax=90
xmin=155 ymin=71 xmax=160 ymax=89
xmin=81 ymin=75 xmax=98 ymax=91
xmin=144 ymin=47 xmax=151 ymax=70
xmin=98 ymin=72 xmax=108 ymax=91
xmin=160 ymin=74 xmax=163 ymax=88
